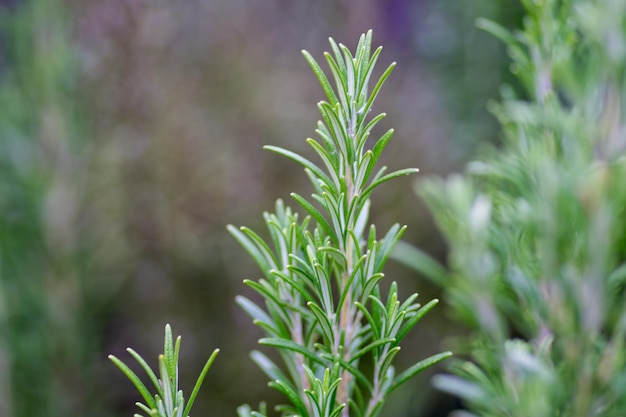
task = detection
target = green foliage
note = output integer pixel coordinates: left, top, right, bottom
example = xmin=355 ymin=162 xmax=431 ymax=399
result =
xmin=410 ymin=0 xmax=626 ymax=416
xmin=230 ymin=31 xmax=450 ymax=417
xmin=109 ymin=324 xmax=219 ymax=417
xmin=0 ymin=1 xmax=107 ymax=416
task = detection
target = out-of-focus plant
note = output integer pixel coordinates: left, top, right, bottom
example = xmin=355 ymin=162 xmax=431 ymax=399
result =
xmin=401 ymin=0 xmax=626 ymax=415
xmin=0 ymin=1 xmax=111 ymax=416
xmin=110 ymin=324 xmax=219 ymax=417
xmin=229 ymin=31 xmax=451 ymax=417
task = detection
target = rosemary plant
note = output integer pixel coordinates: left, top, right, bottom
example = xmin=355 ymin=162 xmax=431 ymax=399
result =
xmin=229 ymin=31 xmax=450 ymax=417
xmin=109 ymin=325 xmax=219 ymax=417
xmin=409 ymin=1 xmax=626 ymax=416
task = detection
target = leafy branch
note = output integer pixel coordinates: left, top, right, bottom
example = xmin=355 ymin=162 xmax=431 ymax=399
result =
xmin=230 ymin=30 xmax=450 ymax=417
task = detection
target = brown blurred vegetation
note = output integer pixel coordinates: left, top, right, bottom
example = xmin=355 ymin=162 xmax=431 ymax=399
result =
xmin=0 ymin=1 xmax=523 ymax=416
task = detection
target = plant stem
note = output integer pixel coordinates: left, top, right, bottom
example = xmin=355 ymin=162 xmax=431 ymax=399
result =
xmin=291 ymin=308 xmax=311 ymax=414
xmin=337 ymin=144 xmax=355 ymax=417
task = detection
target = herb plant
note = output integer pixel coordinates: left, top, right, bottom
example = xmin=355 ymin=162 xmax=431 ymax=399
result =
xmin=229 ymin=30 xmax=450 ymax=417
xmin=109 ymin=324 xmax=219 ymax=417
xmin=404 ymin=0 xmax=626 ymax=416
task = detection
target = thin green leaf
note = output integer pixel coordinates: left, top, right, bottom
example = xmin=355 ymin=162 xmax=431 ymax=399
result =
xmin=228 ymin=225 xmax=272 ymax=275
xmin=291 ymin=192 xmax=334 ymax=240
xmin=371 ymin=129 xmax=394 ymax=162
xmin=350 ymin=337 xmax=396 ymax=362
xmin=318 ymin=101 xmax=349 ymax=158
xmin=127 ymin=348 xmax=161 ymax=396
xmin=362 ymin=244 xmax=382 ymax=288
xmin=250 ymin=351 xmax=292 ymax=388
xmin=362 ymin=62 xmax=395 ymax=118
xmin=254 ymin=320 xmax=284 ymax=338
xmin=368 ymin=294 xmax=387 ymax=323
xmin=355 ymin=302 xmax=380 ymax=340
xmin=337 ymin=254 xmax=367 ymax=311
xmin=244 ymin=280 xmax=283 ymax=309
xmin=378 ymin=346 xmax=401 ymax=378
xmin=395 ymin=299 xmax=439 ymax=344
xmin=374 ymin=224 xmax=406 ymax=272
xmin=236 ymin=295 xmax=276 ymax=332
xmin=244 ymin=280 xmax=292 ymax=328
xmin=365 ymin=399 xmax=385 ymax=417
xmin=328 ymin=37 xmax=346 ymax=80
xmin=266 ymin=220 xmax=288 ymax=266
xmin=265 ymin=145 xmax=333 ymax=186
xmin=240 ymin=226 xmax=279 ymax=271
xmin=362 ymin=168 xmax=418 ymax=199
xmin=272 ymin=270 xmax=315 ymax=304
xmin=305 ymin=167 xmax=326 ymax=197
xmin=269 ymin=379 xmax=309 ymax=416
xmin=183 ymin=348 xmax=219 ymax=417
xmin=287 ymin=265 xmax=318 ymax=296
xmin=333 ymin=356 xmax=373 ymax=393
xmin=356 ymin=45 xmax=382 ymax=107
xmin=109 ymin=355 xmax=157 ymax=410
xmin=386 ymin=282 xmax=398 ymax=309
xmin=159 ymin=356 xmax=174 ymax=414
xmin=361 ymin=273 xmax=384 ymax=305
xmin=357 ymin=113 xmax=386 ymax=154
xmin=353 ymin=150 xmax=374 ymax=192
xmin=318 ymin=245 xmax=348 ymax=269
xmin=307 ymin=138 xmax=341 ymax=188
xmin=369 ymin=166 xmax=388 ymax=186
xmin=476 ymin=18 xmax=517 ymax=47
xmin=330 ymin=404 xmax=347 ymax=417
xmin=313 ymin=262 xmax=334 ymax=314
xmin=302 ymin=49 xmax=339 ymax=105
xmin=173 ymin=336 xmax=181 ymax=382
xmin=348 ymin=399 xmax=363 ymax=417
xmin=135 ymin=402 xmax=154 ymax=415
xmin=324 ymin=51 xmax=349 ymax=111
xmin=398 ymin=293 xmax=419 ymax=313
xmin=353 ymin=199 xmax=371 ymax=240
xmin=259 ymin=338 xmax=326 ymax=366
xmin=340 ymin=43 xmax=357 ymax=99
xmin=164 ymin=325 xmax=175 ymax=381
xmin=321 ymin=191 xmax=344 ymax=243
xmin=308 ymin=301 xmax=335 ymax=345
xmin=389 ymin=351 xmax=452 ymax=393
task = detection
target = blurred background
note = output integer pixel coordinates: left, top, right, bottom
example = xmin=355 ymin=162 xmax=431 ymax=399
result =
xmin=0 ymin=1 xmax=523 ymax=416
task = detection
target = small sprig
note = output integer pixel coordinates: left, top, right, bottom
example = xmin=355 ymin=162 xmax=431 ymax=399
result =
xmin=109 ymin=324 xmax=219 ymax=417
xmin=230 ymin=30 xmax=450 ymax=417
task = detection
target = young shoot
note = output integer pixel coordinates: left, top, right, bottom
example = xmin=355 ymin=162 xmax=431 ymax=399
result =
xmin=230 ymin=30 xmax=451 ymax=417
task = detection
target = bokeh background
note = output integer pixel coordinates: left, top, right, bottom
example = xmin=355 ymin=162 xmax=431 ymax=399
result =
xmin=0 ymin=1 xmax=523 ymax=416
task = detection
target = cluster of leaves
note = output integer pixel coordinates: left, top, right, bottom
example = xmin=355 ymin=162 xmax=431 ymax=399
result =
xmin=229 ymin=31 xmax=450 ymax=417
xmin=411 ymin=0 xmax=626 ymax=415
xmin=109 ymin=325 xmax=219 ymax=417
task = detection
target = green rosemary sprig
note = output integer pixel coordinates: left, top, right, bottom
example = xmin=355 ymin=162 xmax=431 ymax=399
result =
xmin=230 ymin=30 xmax=451 ymax=417
xmin=109 ymin=324 xmax=219 ymax=417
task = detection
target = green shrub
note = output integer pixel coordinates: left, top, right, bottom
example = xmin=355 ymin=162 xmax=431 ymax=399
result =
xmin=413 ymin=1 xmax=626 ymax=415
